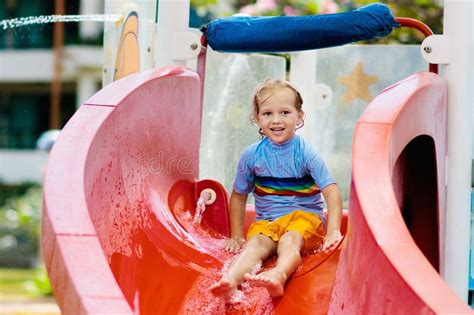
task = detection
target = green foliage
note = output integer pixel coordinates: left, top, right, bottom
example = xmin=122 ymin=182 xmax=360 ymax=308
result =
xmin=0 ymin=267 xmax=52 ymax=299
xmin=0 ymin=185 xmax=42 ymax=268
xmin=354 ymin=0 xmax=443 ymax=44
xmin=192 ymin=0 xmax=218 ymax=7
xmin=0 ymin=186 xmax=52 ymax=297
xmin=24 ymin=267 xmax=52 ymax=296
xmin=232 ymin=0 xmax=325 ymax=16
xmin=0 ymin=183 xmax=37 ymax=207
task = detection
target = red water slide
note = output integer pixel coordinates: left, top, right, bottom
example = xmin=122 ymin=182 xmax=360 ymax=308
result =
xmin=42 ymin=67 xmax=471 ymax=314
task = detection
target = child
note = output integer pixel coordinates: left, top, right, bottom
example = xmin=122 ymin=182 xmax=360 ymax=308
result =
xmin=211 ymin=78 xmax=343 ymax=299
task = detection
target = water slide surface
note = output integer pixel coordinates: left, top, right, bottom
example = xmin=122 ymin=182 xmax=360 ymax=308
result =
xmin=42 ymin=66 xmax=472 ymax=314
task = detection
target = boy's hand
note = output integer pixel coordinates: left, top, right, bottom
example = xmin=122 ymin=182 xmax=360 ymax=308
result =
xmin=224 ymin=237 xmax=245 ymax=253
xmin=322 ymin=230 xmax=342 ymax=252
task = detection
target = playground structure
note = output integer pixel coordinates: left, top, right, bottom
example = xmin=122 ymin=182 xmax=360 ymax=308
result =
xmin=42 ymin=0 xmax=473 ymax=314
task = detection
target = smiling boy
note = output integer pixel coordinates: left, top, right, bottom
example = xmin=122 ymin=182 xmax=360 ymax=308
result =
xmin=211 ymin=78 xmax=343 ymax=299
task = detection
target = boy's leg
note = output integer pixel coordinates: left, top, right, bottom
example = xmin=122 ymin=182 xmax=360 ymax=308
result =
xmin=211 ymin=234 xmax=276 ymax=297
xmin=244 ymin=230 xmax=303 ymax=297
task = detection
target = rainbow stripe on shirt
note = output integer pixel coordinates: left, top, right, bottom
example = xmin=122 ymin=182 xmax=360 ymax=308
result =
xmin=254 ymin=175 xmax=321 ymax=197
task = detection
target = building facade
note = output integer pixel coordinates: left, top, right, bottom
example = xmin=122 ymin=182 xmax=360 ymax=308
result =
xmin=0 ymin=0 xmax=103 ymax=184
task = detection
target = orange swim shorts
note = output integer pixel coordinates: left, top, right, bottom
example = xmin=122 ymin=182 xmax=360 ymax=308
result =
xmin=246 ymin=210 xmax=326 ymax=252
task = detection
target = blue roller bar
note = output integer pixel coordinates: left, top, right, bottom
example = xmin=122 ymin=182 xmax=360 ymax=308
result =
xmin=203 ymin=3 xmax=400 ymax=53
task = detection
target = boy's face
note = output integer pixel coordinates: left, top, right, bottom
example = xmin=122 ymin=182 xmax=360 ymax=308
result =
xmin=256 ymin=88 xmax=304 ymax=144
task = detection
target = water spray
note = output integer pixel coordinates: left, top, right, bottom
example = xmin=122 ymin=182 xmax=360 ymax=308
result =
xmin=193 ymin=188 xmax=217 ymax=225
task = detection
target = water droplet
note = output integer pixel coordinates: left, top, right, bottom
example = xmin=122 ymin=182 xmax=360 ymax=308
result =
xmin=0 ymin=14 xmax=121 ymax=30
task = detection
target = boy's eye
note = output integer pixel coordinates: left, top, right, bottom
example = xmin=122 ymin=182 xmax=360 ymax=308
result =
xmin=282 ymin=111 xmax=290 ymax=115
xmin=262 ymin=112 xmax=271 ymax=116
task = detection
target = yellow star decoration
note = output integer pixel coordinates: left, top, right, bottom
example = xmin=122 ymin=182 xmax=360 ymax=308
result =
xmin=338 ymin=62 xmax=379 ymax=104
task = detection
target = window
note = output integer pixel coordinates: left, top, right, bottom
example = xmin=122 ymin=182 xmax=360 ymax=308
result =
xmin=0 ymin=83 xmax=76 ymax=149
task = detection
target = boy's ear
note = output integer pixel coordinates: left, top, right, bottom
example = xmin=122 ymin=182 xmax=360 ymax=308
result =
xmin=251 ymin=114 xmax=259 ymax=125
xmin=297 ymin=110 xmax=305 ymax=125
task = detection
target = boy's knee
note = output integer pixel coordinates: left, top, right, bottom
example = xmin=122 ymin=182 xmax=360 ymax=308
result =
xmin=280 ymin=231 xmax=304 ymax=249
xmin=282 ymin=230 xmax=303 ymax=242
xmin=246 ymin=234 xmax=275 ymax=250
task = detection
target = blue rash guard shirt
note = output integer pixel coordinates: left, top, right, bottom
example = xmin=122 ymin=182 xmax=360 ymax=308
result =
xmin=233 ymin=135 xmax=335 ymax=223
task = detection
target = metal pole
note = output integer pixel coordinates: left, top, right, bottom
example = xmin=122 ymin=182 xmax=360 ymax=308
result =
xmin=50 ymin=0 xmax=64 ymax=129
xmin=442 ymin=0 xmax=473 ymax=301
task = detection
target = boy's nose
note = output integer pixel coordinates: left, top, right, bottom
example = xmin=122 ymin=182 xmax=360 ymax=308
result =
xmin=271 ymin=115 xmax=282 ymax=123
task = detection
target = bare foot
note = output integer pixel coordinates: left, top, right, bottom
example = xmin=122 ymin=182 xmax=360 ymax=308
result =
xmin=210 ymin=278 xmax=237 ymax=298
xmin=244 ymin=269 xmax=286 ymax=297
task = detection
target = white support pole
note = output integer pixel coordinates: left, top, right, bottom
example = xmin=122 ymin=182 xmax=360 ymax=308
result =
xmin=154 ymin=0 xmax=190 ymax=68
xmin=77 ymin=71 xmax=98 ymax=108
xmin=442 ymin=0 xmax=474 ymax=301
xmin=79 ymin=0 xmax=103 ymax=40
xmin=289 ymin=51 xmax=316 ymax=145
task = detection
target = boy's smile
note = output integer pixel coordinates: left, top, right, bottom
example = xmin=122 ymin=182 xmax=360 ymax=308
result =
xmin=256 ymin=88 xmax=304 ymax=144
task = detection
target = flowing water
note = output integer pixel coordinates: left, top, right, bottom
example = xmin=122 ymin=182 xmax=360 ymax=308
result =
xmin=193 ymin=194 xmax=209 ymax=225
xmin=0 ymin=14 xmax=120 ymax=30
xmin=174 ymin=208 xmax=274 ymax=314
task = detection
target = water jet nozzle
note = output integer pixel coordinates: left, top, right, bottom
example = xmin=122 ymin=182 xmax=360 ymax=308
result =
xmin=200 ymin=188 xmax=217 ymax=205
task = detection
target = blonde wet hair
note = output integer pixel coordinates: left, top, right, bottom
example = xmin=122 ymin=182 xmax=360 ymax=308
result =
xmin=250 ymin=78 xmax=305 ymax=137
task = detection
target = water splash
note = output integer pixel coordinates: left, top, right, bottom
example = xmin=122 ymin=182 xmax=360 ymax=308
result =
xmin=176 ymin=210 xmax=229 ymax=259
xmin=193 ymin=196 xmax=206 ymax=225
xmin=184 ymin=275 xmax=274 ymax=315
xmin=193 ymin=192 xmax=211 ymax=225
xmin=167 ymin=200 xmax=275 ymax=313
xmin=0 ymin=14 xmax=121 ymax=30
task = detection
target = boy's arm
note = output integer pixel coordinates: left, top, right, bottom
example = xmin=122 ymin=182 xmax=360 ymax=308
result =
xmin=225 ymin=189 xmax=248 ymax=253
xmin=322 ymin=183 xmax=343 ymax=249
